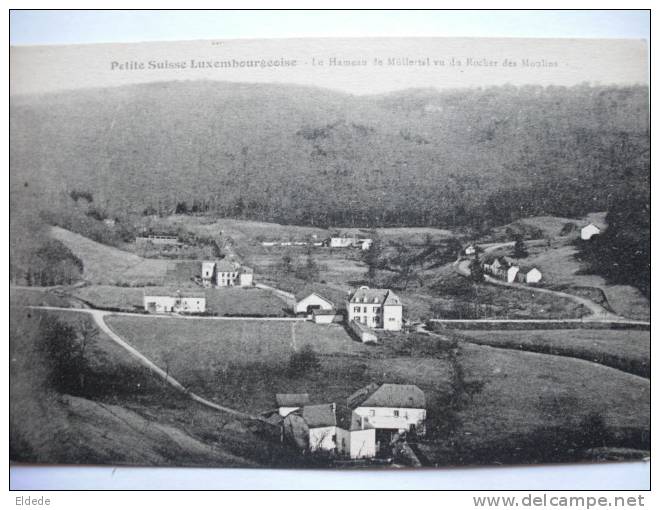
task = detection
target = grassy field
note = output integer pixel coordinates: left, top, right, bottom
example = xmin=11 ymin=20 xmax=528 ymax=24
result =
xmin=10 ymin=287 xmax=73 ymax=308
xmin=11 ymin=308 xmax=292 ymax=467
xmin=427 ymin=342 xmax=650 ymax=465
xmin=105 ymin=316 xmax=452 ymax=415
xmin=50 ymin=226 xmax=182 ymax=285
xmin=455 ymin=329 xmax=650 ymax=378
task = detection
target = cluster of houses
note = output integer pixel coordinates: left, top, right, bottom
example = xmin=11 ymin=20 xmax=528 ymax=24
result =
xmin=261 ymin=236 xmax=373 ymax=251
xmin=482 ymin=257 xmax=543 ymax=284
xmin=292 ymin=286 xmax=403 ymax=341
xmin=269 ymin=383 xmax=426 ymax=460
xmin=201 ymin=259 xmax=253 ymax=288
xmin=135 ymin=232 xmax=185 ymax=250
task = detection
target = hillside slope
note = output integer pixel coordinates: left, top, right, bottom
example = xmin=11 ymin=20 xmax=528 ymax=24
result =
xmin=11 ymin=81 xmax=649 ymax=227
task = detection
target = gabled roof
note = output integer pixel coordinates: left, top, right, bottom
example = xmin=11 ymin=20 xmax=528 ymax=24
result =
xmin=348 ymin=383 xmax=426 ymax=409
xmin=348 ymin=287 xmax=401 ymax=306
xmin=294 ymin=284 xmax=350 ymax=307
xmin=276 ymin=393 xmax=310 ymax=407
xmin=302 ymin=403 xmax=336 ymax=428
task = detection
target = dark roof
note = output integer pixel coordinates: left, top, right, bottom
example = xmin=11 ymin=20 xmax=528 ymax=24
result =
xmin=348 ymin=287 xmax=401 ymax=306
xmin=348 ymin=383 xmax=425 ymax=409
xmin=294 ymin=284 xmax=350 ymax=308
xmin=275 ymin=393 xmax=310 ymax=407
xmin=302 ymin=403 xmax=336 ymax=428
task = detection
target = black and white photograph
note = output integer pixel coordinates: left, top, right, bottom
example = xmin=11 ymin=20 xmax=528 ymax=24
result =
xmin=9 ymin=21 xmax=650 ymax=479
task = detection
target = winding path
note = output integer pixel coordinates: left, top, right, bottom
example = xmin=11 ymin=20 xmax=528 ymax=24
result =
xmin=27 ymin=305 xmax=270 ymax=422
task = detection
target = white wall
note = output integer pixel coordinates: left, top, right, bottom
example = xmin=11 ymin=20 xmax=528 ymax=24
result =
xmin=337 ymin=427 xmax=376 ymax=459
xmin=354 ymin=407 xmax=426 ymax=434
xmin=278 ymin=406 xmax=301 ymax=417
xmin=239 ymin=273 xmax=253 ymax=287
xmin=308 ymin=426 xmax=337 ymax=452
xmin=382 ymin=305 xmax=402 ymax=331
xmin=143 ymin=296 xmax=205 ymax=313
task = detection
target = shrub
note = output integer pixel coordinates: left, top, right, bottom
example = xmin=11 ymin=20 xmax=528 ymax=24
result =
xmin=288 ymin=345 xmax=320 ymax=377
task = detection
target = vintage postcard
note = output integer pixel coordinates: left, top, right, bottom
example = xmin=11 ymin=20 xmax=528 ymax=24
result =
xmin=10 ymin=37 xmax=649 ymax=470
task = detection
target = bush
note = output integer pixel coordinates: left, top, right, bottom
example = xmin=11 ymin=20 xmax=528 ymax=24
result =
xmin=288 ymin=345 xmax=320 ymax=377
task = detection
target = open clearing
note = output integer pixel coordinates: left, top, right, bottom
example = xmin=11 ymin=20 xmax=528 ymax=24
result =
xmin=455 ymin=329 xmax=650 ymax=378
xmin=105 ymin=316 xmax=452 ymax=415
xmin=50 ymin=226 xmax=184 ymax=286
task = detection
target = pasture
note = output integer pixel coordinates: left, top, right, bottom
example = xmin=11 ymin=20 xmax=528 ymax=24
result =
xmin=455 ymin=329 xmax=650 ymax=378
xmin=430 ymin=342 xmax=650 ymax=465
xmin=105 ymin=316 xmax=452 ymax=414
xmin=50 ymin=226 xmax=181 ymax=286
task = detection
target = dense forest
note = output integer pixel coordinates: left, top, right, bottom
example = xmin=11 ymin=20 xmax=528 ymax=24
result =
xmin=10 ymin=81 xmax=649 ymax=229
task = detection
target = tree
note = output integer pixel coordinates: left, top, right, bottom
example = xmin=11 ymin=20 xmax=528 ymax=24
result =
xmin=468 ymin=259 xmax=484 ymax=282
xmin=288 ymin=345 xmax=320 ymax=376
xmin=363 ymin=234 xmax=383 ymax=283
xmin=513 ymin=235 xmax=529 ymax=258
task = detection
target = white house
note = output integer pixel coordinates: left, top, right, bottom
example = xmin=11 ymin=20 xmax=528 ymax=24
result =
xmin=329 ymin=237 xmax=357 ymax=248
xmin=143 ymin=289 xmax=206 ymax=313
xmin=348 ymin=383 xmax=427 ymax=437
xmin=275 ymin=393 xmax=310 ymax=417
xmin=464 ymin=244 xmax=477 ymax=256
xmin=215 ymin=260 xmax=240 ymax=287
xmin=336 ymin=406 xmax=377 ymax=460
xmin=294 ymin=292 xmax=335 ymax=315
xmin=581 ymin=223 xmax=601 ymax=241
xmin=283 ymin=403 xmax=337 ymax=453
xmin=360 ymin=239 xmax=373 ymax=251
xmin=346 ymin=287 xmax=402 ymax=331
xmin=506 ymin=265 xmax=520 ymax=283
xmin=238 ymin=266 xmax=254 ymax=287
xmin=201 ymin=261 xmax=216 ymax=287
xmin=517 ymin=267 xmax=542 ymax=284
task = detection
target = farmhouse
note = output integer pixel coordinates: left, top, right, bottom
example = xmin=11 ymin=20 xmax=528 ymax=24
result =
xmin=294 ymin=292 xmax=335 ymax=315
xmin=281 ymin=401 xmax=377 ymax=459
xmin=329 ymin=237 xmax=357 ymax=248
xmin=283 ymin=403 xmax=337 ymax=453
xmin=348 ymin=383 xmax=427 ymax=438
xmin=143 ymin=289 xmax=206 ymax=313
xmin=515 ymin=267 xmax=542 ymax=284
xmin=346 ymin=287 xmax=403 ymax=331
xmin=335 ymin=406 xmax=377 ymax=460
xmin=136 ymin=233 xmax=183 ymax=247
xmin=276 ymin=393 xmax=310 ymax=417
xmin=239 ymin=266 xmax=254 ymax=287
xmin=506 ymin=265 xmax=520 ymax=283
xmin=581 ymin=223 xmax=602 ymax=240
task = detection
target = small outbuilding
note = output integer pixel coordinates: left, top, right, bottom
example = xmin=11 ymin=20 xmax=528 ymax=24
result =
xmin=581 ymin=223 xmax=602 ymax=241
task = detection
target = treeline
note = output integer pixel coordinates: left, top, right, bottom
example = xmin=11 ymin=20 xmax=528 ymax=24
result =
xmin=10 ymin=81 xmax=649 ymax=230
xmin=10 ymin=210 xmax=84 ymax=287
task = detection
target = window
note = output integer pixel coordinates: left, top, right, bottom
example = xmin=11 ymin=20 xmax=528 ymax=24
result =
xmin=389 ymin=317 xmax=395 ymax=321
xmin=353 ymin=306 xmax=360 ymax=313
xmin=393 ymin=410 xmax=400 ymax=417
xmin=363 ymin=307 xmax=367 ymax=313
xmin=369 ymin=410 xmax=375 ymax=417
xmin=373 ymin=306 xmax=379 ymax=313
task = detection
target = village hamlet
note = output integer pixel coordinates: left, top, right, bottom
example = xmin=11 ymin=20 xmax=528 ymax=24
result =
xmin=9 ymin=33 xmax=650 ymax=473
